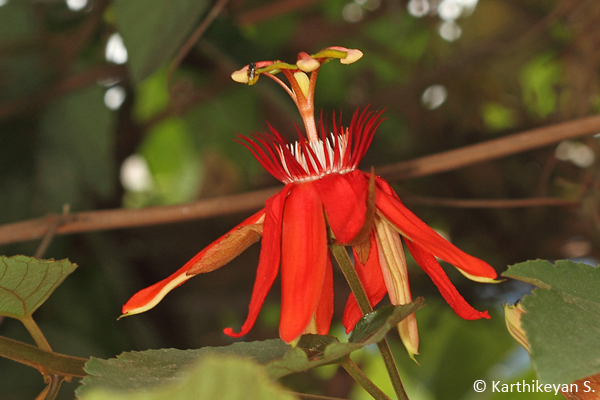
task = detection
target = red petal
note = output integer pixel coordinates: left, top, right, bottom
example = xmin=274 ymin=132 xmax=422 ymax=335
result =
xmin=315 ymin=254 xmax=334 ymax=335
xmin=279 ymin=182 xmax=328 ymax=343
xmin=342 ymin=231 xmax=388 ymax=332
xmin=122 ymin=209 xmax=265 ymax=317
xmin=224 ymin=185 xmax=293 ymax=338
xmin=405 ymin=239 xmax=490 ymax=320
xmin=313 ymin=170 xmax=369 ymax=244
xmin=374 ymin=177 xmax=497 ymax=280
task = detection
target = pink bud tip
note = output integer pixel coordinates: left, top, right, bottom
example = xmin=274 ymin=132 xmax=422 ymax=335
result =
xmin=297 ymin=52 xmax=320 ymax=72
xmin=340 ymin=48 xmax=363 ymax=64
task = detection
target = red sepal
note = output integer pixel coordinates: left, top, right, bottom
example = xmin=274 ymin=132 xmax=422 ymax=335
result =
xmin=405 ymin=240 xmax=490 ymax=320
xmin=224 ymin=185 xmax=293 ymax=338
xmin=315 ymin=254 xmax=334 ymax=335
xmin=342 ymin=231 xmax=388 ymax=332
xmin=279 ymin=182 xmax=328 ymax=343
xmin=374 ymin=177 xmax=497 ymax=280
xmin=313 ymin=170 xmax=369 ymax=244
xmin=122 ymin=209 xmax=265 ymax=317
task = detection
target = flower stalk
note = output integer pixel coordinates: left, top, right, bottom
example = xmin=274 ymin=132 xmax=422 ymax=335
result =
xmin=341 ymin=358 xmax=392 ymax=400
xmin=330 ymin=242 xmax=408 ymax=400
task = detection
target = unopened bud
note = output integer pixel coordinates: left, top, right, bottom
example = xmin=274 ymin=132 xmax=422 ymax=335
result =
xmin=504 ymin=302 xmax=530 ymax=352
xmin=231 ymin=66 xmax=249 ymax=84
xmin=340 ymin=48 xmax=363 ymax=64
xmin=297 ymin=52 xmax=320 ymax=72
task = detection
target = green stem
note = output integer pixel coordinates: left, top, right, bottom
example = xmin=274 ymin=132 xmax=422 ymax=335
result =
xmin=340 ymin=358 xmax=391 ymax=400
xmin=41 ymin=375 xmax=63 ymax=400
xmin=376 ymin=341 xmax=408 ymax=400
xmin=293 ymin=392 xmax=350 ymax=400
xmin=329 ymin=244 xmax=372 ymax=313
xmin=329 ymin=244 xmax=408 ymax=400
xmin=21 ymin=316 xmax=52 ymax=352
xmin=0 ymin=335 xmax=87 ymax=378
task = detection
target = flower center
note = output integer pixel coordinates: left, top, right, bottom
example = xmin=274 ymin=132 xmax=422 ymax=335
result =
xmin=278 ymin=132 xmax=352 ymax=183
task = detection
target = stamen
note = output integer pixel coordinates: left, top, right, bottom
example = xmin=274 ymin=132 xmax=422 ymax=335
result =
xmin=293 ymin=71 xmax=311 ymax=99
xmin=238 ymin=108 xmax=383 ymax=185
xmin=275 ymin=133 xmax=353 ymax=183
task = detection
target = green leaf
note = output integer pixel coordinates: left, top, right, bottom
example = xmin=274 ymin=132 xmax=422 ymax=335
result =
xmin=78 ymin=354 xmax=299 ymax=400
xmin=0 ymin=256 xmax=77 ymax=320
xmin=77 ymin=302 xmax=422 ymax=396
xmin=481 ymin=102 xmax=519 ymax=132
xmin=520 ymin=54 xmax=563 ymax=118
xmin=132 ymin=67 xmax=170 ymax=123
xmin=349 ymin=304 xmax=397 ymax=343
xmin=349 ymin=302 xmax=516 ymax=400
xmin=113 ymin=0 xmax=210 ymax=83
xmin=138 ymin=117 xmax=202 ymax=205
xmin=0 ymin=2 xmax=45 ymax=102
xmin=0 ymin=1 xmax=35 ymax=39
xmin=502 ymin=260 xmax=600 ymax=384
xmin=363 ymin=14 xmax=430 ymax=62
xmin=76 ymin=339 xmax=290 ymax=397
xmin=38 ymin=85 xmax=115 ymax=211
xmin=267 ymin=300 xmax=424 ymax=380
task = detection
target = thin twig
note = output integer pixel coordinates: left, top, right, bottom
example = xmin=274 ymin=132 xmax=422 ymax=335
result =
xmin=402 ymin=195 xmax=578 ymax=209
xmin=0 ymin=64 xmax=127 ymax=121
xmin=293 ymin=392 xmax=350 ymax=400
xmin=340 ymin=358 xmax=391 ymax=400
xmin=0 ymin=187 xmax=279 ymax=246
xmin=0 ymin=335 xmax=87 ymax=378
xmin=42 ymin=374 xmax=63 ymax=400
xmin=0 ymin=115 xmax=599 ymax=246
xmin=376 ymin=114 xmax=600 ymax=181
xmin=34 ymin=205 xmax=70 ymax=259
xmin=167 ymin=0 xmax=231 ymax=85
xmin=235 ymin=0 xmax=325 ymax=26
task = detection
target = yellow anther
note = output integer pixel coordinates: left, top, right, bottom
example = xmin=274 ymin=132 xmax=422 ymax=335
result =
xmin=293 ymin=71 xmax=310 ymax=98
xmin=231 ymin=67 xmax=250 ymax=84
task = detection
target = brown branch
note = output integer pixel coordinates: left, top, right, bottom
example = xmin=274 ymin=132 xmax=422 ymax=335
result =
xmin=167 ymin=0 xmax=231 ymax=85
xmin=376 ymin=114 xmax=600 ymax=181
xmin=0 ymin=115 xmax=599 ymax=246
xmin=235 ymin=0 xmax=326 ymax=26
xmin=0 ymin=187 xmax=280 ymax=246
xmin=0 ymin=64 xmax=127 ymax=121
xmin=402 ymin=195 xmax=578 ymax=209
xmin=34 ymin=205 xmax=70 ymax=259
xmin=0 ymin=335 xmax=87 ymax=379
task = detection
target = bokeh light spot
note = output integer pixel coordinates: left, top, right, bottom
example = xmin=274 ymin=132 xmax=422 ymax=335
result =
xmin=104 ymin=86 xmax=126 ymax=110
xmin=343 ymin=2 xmax=364 ymax=22
xmin=66 ymin=0 xmax=87 ymax=11
xmin=407 ymin=0 xmax=430 ymax=17
xmin=421 ymin=84 xmax=448 ymax=110
xmin=120 ymin=154 xmax=153 ymax=192
xmin=439 ymin=20 xmax=462 ymax=41
xmin=105 ymin=33 xmax=128 ymax=65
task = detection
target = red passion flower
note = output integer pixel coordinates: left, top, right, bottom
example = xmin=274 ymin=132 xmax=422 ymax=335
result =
xmin=122 ymin=47 xmax=498 ymax=355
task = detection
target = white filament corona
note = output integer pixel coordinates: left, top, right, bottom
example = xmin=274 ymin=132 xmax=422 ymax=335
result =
xmin=277 ymin=133 xmax=352 ymax=183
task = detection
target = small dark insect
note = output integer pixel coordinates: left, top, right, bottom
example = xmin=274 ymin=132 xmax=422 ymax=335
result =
xmin=247 ymin=62 xmax=256 ymax=80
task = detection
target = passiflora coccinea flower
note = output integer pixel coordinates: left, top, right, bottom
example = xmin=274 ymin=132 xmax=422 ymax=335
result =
xmin=122 ymin=46 xmax=498 ymax=356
